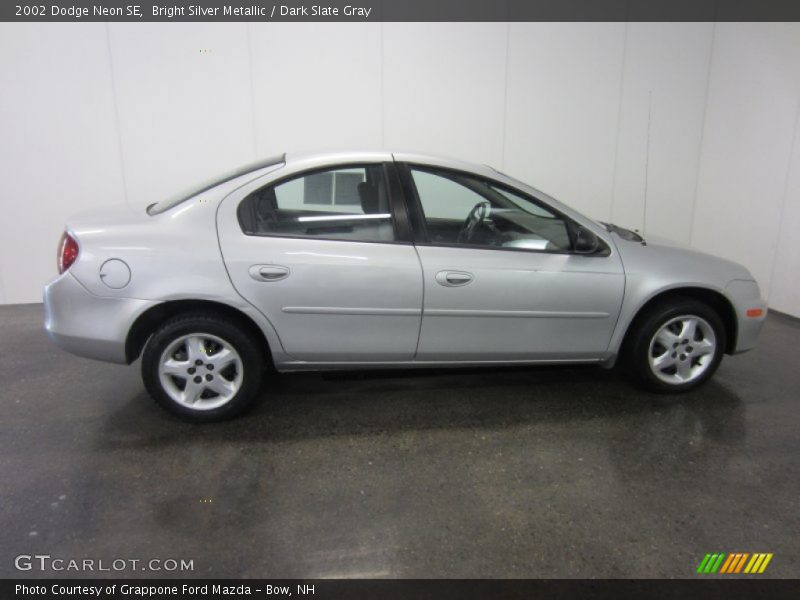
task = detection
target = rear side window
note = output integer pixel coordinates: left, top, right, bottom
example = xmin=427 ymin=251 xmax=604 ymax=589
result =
xmin=238 ymin=165 xmax=396 ymax=243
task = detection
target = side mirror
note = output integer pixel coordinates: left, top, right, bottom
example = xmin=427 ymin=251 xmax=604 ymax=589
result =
xmin=573 ymin=226 xmax=600 ymax=254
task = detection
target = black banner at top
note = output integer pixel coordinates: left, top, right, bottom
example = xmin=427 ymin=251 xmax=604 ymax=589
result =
xmin=4 ymin=0 xmax=800 ymax=22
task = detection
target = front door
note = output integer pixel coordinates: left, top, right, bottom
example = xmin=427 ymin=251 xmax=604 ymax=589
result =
xmin=403 ymin=164 xmax=624 ymax=361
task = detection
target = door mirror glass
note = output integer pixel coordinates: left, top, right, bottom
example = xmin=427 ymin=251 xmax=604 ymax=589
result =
xmin=573 ymin=226 xmax=600 ymax=254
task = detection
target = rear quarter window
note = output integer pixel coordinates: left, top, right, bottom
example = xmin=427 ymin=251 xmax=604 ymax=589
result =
xmin=147 ymin=155 xmax=285 ymax=215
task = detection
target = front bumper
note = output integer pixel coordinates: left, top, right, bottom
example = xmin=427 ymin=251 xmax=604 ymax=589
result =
xmin=726 ymin=279 xmax=767 ymax=354
xmin=44 ymin=272 xmax=156 ymax=364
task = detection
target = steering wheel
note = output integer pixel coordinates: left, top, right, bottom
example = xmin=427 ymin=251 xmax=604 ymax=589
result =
xmin=457 ymin=202 xmax=490 ymax=243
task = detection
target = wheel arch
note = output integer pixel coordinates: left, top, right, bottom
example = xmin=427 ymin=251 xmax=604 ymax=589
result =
xmin=619 ymin=286 xmax=738 ymax=356
xmin=125 ymin=299 xmax=273 ymax=366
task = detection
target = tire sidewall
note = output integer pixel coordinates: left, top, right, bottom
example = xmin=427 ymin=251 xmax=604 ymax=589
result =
xmin=630 ymin=299 xmax=727 ymax=393
xmin=142 ymin=315 xmax=264 ymax=422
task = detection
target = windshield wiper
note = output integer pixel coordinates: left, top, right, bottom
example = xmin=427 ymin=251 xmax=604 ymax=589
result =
xmin=600 ymin=222 xmax=646 ymax=245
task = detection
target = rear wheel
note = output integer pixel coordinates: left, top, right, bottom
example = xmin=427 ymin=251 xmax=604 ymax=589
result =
xmin=142 ymin=313 xmax=264 ymax=422
xmin=626 ymin=298 xmax=726 ymax=393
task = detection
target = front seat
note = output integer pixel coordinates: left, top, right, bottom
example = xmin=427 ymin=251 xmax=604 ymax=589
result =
xmin=254 ymin=188 xmax=278 ymax=232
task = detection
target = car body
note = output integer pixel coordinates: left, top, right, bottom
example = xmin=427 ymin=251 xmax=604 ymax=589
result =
xmin=44 ymin=151 xmax=767 ymax=421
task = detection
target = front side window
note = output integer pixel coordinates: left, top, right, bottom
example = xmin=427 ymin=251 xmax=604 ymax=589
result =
xmin=238 ymin=165 xmax=396 ymax=242
xmin=410 ymin=167 xmax=572 ymax=251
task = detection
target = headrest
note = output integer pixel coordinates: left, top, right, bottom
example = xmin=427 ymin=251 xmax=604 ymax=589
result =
xmin=358 ymin=182 xmax=379 ymax=214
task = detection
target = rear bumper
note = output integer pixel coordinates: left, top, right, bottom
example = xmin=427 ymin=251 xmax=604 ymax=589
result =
xmin=726 ymin=279 xmax=767 ymax=354
xmin=43 ymin=272 xmax=155 ymax=364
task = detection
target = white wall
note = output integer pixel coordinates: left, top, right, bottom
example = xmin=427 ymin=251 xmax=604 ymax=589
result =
xmin=108 ymin=23 xmax=256 ymax=207
xmin=249 ymin=23 xmax=383 ymax=154
xmin=0 ymin=24 xmax=125 ymax=305
xmin=691 ymin=23 xmax=800 ymax=316
xmin=770 ymin=105 xmax=800 ymax=314
xmin=612 ymin=23 xmax=713 ymax=244
xmin=383 ymin=22 xmax=507 ymax=166
xmin=505 ymin=23 xmax=625 ymax=219
xmin=1 ymin=22 xmax=799 ymax=316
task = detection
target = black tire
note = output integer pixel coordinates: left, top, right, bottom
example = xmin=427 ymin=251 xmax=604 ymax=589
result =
xmin=624 ymin=297 xmax=726 ymax=393
xmin=141 ymin=312 xmax=265 ymax=422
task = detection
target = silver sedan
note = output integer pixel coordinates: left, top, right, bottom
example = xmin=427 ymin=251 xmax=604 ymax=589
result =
xmin=44 ymin=151 xmax=767 ymax=421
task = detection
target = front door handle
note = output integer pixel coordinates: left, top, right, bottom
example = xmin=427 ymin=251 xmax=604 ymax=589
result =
xmin=249 ymin=264 xmax=290 ymax=282
xmin=435 ymin=270 xmax=474 ymax=287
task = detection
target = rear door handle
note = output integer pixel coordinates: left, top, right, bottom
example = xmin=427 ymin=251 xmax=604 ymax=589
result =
xmin=435 ymin=270 xmax=474 ymax=287
xmin=249 ymin=265 xmax=290 ymax=282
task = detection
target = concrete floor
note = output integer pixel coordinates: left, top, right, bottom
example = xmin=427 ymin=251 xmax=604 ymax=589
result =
xmin=0 ymin=303 xmax=798 ymax=579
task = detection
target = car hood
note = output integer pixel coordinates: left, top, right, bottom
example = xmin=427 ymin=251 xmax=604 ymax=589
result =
xmin=608 ymin=227 xmax=754 ymax=285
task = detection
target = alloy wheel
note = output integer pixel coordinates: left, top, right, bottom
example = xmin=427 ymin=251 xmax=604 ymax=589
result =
xmin=647 ymin=315 xmax=717 ymax=385
xmin=158 ymin=333 xmax=243 ymax=410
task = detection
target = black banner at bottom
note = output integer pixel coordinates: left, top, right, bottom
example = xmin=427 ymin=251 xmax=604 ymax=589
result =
xmin=4 ymin=579 xmax=800 ymax=600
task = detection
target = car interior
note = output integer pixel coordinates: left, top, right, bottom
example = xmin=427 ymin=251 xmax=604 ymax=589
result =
xmin=237 ymin=165 xmax=396 ymax=242
xmin=410 ymin=168 xmax=573 ymax=251
xmin=237 ymin=164 xmax=573 ymax=251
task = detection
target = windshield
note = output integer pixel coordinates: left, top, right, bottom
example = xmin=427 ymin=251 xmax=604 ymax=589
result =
xmin=147 ymin=154 xmax=285 ymax=215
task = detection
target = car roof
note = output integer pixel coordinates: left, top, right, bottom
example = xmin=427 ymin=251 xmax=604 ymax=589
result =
xmin=282 ymin=150 xmax=501 ymax=180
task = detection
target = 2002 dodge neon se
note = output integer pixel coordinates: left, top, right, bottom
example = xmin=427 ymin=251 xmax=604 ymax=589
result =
xmin=43 ymin=151 xmax=767 ymax=421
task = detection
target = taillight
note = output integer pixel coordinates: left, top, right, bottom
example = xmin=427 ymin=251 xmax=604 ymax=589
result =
xmin=58 ymin=232 xmax=79 ymax=274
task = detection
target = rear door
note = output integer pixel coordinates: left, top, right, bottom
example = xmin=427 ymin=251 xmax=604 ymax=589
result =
xmin=218 ymin=159 xmax=423 ymax=362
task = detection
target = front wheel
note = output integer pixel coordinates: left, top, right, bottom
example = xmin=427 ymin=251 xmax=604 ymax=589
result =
xmin=626 ymin=298 xmax=726 ymax=393
xmin=141 ymin=313 xmax=265 ymax=422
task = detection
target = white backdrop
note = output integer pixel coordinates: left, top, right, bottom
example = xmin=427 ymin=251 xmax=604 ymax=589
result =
xmin=1 ymin=22 xmax=799 ymax=317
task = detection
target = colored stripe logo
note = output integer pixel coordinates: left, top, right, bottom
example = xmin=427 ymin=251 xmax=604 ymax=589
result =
xmin=696 ymin=552 xmax=773 ymax=574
